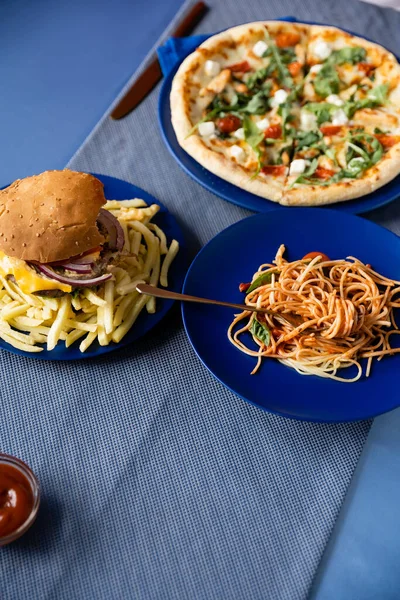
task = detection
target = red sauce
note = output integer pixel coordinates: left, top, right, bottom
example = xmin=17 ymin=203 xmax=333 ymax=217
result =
xmin=0 ymin=463 xmax=34 ymax=538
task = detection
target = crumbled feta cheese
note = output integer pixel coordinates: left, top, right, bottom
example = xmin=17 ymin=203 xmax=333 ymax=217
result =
xmin=253 ymin=40 xmax=268 ymax=57
xmin=314 ymin=40 xmax=332 ymax=60
xmin=204 ymin=60 xmax=221 ymax=77
xmin=229 ymin=145 xmax=245 ymax=161
xmin=310 ymin=64 xmax=323 ymax=74
xmin=289 ymin=159 xmax=307 ymax=176
xmin=233 ymin=127 xmax=245 ymax=140
xmin=270 ymin=89 xmax=288 ymax=107
xmin=256 ymin=118 xmax=270 ymax=130
xmin=331 ymin=109 xmax=349 ymax=126
xmin=198 ymin=121 xmax=216 ymax=137
xmin=326 ymin=94 xmax=344 ymax=107
xmin=300 ymin=110 xmax=317 ymax=131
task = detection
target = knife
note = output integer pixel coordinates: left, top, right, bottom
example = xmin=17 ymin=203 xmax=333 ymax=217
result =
xmin=110 ymin=1 xmax=208 ymax=120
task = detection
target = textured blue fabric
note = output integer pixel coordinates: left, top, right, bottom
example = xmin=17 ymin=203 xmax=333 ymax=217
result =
xmin=2 ymin=0 xmax=400 ymax=598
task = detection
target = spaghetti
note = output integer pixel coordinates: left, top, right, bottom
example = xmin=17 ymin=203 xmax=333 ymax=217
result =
xmin=228 ymin=245 xmax=400 ymax=382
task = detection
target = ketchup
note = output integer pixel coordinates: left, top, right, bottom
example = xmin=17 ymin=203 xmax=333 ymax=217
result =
xmin=0 ymin=462 xmax=35 ymax=538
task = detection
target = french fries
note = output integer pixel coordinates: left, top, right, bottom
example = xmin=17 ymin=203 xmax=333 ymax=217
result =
xmin=0 ymin=198 xmax=179 ymax=353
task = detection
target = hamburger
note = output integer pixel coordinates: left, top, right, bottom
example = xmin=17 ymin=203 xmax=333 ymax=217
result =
xmin=0 ymin=170 xmax=124 ymax=296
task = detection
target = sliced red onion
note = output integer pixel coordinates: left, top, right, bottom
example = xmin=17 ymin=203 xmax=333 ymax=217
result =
xmin=97 ymin=209 xmax=124 ymax=251
xmin=31 ymin=263 xmax=112 ymax=288
xmin=58 ymin=262 xmax=93 ymax=274
xmin=71 ymin=255 xmax=96 ymax=265
xmin=48 ymin=259 xmax=93 ymax=273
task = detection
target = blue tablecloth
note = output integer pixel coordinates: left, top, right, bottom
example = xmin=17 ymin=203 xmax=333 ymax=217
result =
xmin=1 ymin=1 xmax=400 ymax=599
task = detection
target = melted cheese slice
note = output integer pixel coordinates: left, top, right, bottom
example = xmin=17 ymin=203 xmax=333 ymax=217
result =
xmin=0 ymin=251 xmax=72 ymax=294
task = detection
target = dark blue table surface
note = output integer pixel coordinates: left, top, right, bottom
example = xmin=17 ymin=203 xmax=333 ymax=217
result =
xmin=2 ymin=2 xmax=400 ymax=598
xmin=0 ymin=0 xmax=185 ymax=185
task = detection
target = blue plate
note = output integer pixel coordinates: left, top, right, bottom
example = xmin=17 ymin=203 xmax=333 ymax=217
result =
xmin=158 ymin=31 xmax=400 ymax=216
xmin=0 ymin=174 xmax=186 ymax=360
xmin=182 ymin=208 xmax=400 ymax=422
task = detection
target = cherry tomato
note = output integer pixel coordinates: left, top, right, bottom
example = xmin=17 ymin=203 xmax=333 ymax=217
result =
xmin=216 ymin=114 xmax=242 ymax=134
xmin=302 ymin=252 xmax=330 ymax=262
xmin=264 ymin=124 xmax=282 ymax=139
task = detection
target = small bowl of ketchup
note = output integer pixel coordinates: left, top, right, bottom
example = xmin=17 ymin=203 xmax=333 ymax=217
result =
xmin=0 ymin=453 xmax=40 ymax=546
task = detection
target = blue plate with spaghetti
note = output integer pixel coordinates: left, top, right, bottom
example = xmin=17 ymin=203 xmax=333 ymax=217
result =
xmin=158 ymin=28 xmax=400 ymax=215
xmin=182 ymin=208 xmax=400 ymax=422
xmin=0 ymin=174 xmax=186 ymax=360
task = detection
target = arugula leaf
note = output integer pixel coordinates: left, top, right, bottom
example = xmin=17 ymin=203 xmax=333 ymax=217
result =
xmin=349 ymin=132 xmax=383 ymax=165
xmin=374 ymin=127 xmax=388 ymax=134
xmin=367 ymin=83 xmax=389 ymax=104
xmin=278 ymin=103 xmax=293 ymax=140
xmin=327 ymin=46 xmax=366 ymax=66
xmin=187 ymin=84 xmax=273 ymax=137
xmin=295 ymin=130 xmax=322 ymax=150
xmin=280 ymin=47 xmax=297 ymax=64
xmin=243 ymin=116 xmax=264 ymax=177
xmin=343 ymin=83 xmax=389 ymax=118
xmin=289 ymin=158 xmax=319 ymax=187
xmin=250 ymin=316 xmax=271 ymax=346
xmin=314 ymin=64 xmax=340 ymax=98
xmin=246 ymin=271 xmax=275 ymax=294
xmin=269 ymin=42 xmax=293 ymax=88
xmin=292 ymin=133 xmax=384 ymax=187
xmin=343 ymin=156 xmax=367 ymax=177
xmin=304 ymin=102 xmax=335 ymax=125
xmin=244 ymin=89 xmax=271 ymax=115
xmin=247 ymin=65 xmax=275 ymax=90
xmin=243 ymin=116 xmax=264 ymax=148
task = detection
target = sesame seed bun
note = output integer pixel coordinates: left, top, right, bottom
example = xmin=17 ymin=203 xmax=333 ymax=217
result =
xmin=0 ymin=170 xmax=106 ymax=263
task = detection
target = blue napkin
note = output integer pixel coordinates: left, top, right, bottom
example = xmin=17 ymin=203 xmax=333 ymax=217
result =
xmin=157 ymin=16 xmax=297 ymax=77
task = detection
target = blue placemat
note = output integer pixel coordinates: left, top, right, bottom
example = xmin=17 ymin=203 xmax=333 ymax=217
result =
xmin=2 ymin=1 xmax=400 ymax=599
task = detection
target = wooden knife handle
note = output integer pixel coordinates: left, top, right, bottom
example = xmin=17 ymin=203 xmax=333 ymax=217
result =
xmin=171 ymin=1 xmax=208 ymax=38
xmin=110 ymin=1 xmax=208 ymax=119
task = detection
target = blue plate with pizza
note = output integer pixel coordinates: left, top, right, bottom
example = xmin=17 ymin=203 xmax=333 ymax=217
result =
xmin=159 ymin=20 xmax=400 ymax=214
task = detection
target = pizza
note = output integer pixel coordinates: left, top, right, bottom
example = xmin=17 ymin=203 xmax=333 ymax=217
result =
xmin=170 ymin=22 xmax=400 ymax=206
